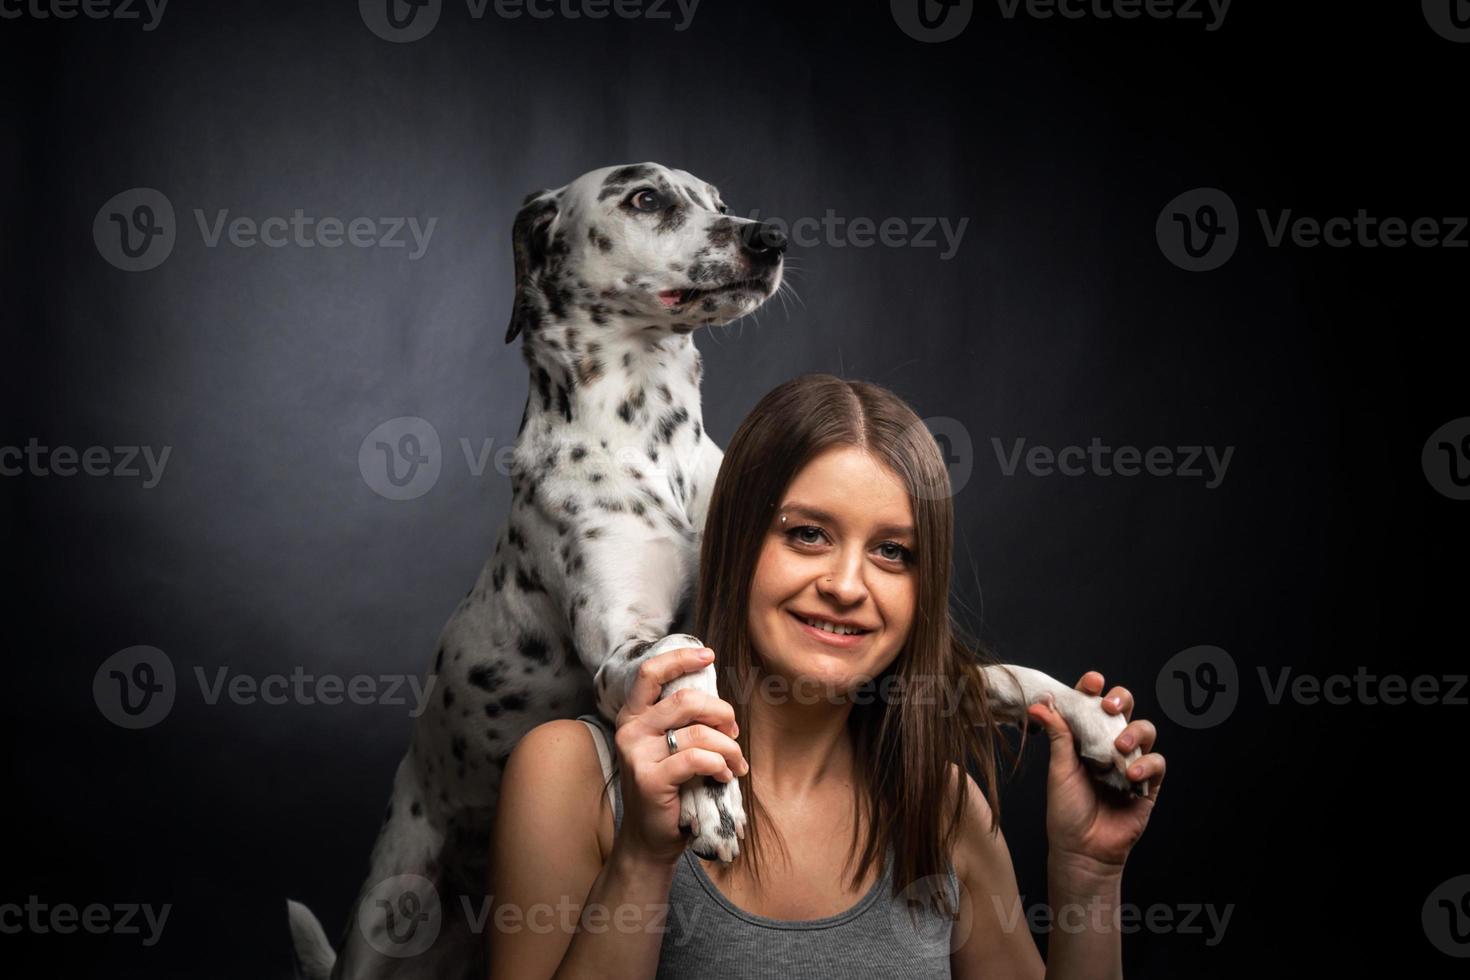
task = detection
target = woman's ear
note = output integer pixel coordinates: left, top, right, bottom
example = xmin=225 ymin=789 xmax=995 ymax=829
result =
xmin=505 ymin=189 xmax=562 ymax=344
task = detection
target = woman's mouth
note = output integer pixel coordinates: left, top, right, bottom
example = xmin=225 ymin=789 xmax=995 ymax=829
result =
xmin=788 ymin=610 xmax=872 ymax=647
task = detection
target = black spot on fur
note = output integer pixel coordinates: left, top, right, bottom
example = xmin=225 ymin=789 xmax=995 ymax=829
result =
xmin=468 ymin=662 xmax=505 ymax=693
xmin=519 ymin=635 xmax=551 ymax=664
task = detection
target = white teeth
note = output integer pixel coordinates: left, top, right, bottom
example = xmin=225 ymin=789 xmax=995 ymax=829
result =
xmin=798 ymin=615 xmax=865 ymax=636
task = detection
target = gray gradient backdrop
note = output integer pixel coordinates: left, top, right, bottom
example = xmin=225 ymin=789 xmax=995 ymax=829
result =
xmin=4 ymin=1 xmax=1467 ymax=977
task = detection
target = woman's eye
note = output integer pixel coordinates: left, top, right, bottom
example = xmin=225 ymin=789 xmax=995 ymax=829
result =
xmin=878 ymin=542 xmax=914 ymax=564
xmin=630 ymin=190 xmax=663 ymax=212
xmin=787 ymin=525 xmax=826 ymax=546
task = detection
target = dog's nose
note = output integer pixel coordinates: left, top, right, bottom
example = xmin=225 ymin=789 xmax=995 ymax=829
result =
xmin=740 ymin=221 xmax=788 ymax=258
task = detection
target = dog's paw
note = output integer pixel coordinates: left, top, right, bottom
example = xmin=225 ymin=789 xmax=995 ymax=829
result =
xmin=681 ymin=769 xmax=746 ymax=865
xmin=1048 ymin=691 xmax=1148 ymax=799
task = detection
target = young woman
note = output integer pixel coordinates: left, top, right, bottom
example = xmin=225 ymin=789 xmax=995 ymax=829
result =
xmin=489 ymin=373 xmax=1165 ymax=979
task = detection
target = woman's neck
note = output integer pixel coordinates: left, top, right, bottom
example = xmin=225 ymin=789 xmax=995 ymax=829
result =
xmin=744 ymin=670 xmax=857 ymax=801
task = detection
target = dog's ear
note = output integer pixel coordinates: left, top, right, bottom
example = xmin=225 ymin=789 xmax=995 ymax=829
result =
xmin=505 ymin=189 xmax=561 ymax=345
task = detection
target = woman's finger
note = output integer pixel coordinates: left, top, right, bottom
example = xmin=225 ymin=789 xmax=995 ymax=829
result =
xmin=1103 ymin=685 xmax=1134 ymax=720
xmin=621 ymin=646 xmax=713 ymax=719
xmin=653 ymin=746 xmax=737 ymax=787
xmin=661 ymin=722 xmax=747 ymax=775
xmin=1128 ymin=752 xmax=1166 ymax=796
xmin=642 ymin=687 xmax=736 ymax=741
xmin=1077 ymin=671 xmax=1105 ymax=696
xmin=1115 ymin=718 xmax=1156 ymax=754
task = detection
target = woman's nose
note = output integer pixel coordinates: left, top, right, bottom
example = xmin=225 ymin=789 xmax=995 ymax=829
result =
xmin=816 ymin=556 xmax=867 ymax=603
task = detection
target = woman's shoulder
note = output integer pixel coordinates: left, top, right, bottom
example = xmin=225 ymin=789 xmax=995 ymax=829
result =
xmin=505 ymin=718 xmax=606 ymax=781
xmin=501 ymin=719 xmax=609 ymax=824
xmin=945 ymin=761 xmax=1000 ymax=888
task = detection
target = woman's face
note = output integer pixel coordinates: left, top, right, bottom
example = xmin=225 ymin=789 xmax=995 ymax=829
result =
xmin=747 ymin=445 xmax=918 ymax=700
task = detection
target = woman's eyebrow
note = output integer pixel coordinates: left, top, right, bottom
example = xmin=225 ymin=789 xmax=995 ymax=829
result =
xmin=779 ymin=502 xmax=914 ymax=539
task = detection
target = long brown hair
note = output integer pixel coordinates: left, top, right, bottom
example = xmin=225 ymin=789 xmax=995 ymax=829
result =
xmin=694 ymin=372 xmax=1012 ymax=921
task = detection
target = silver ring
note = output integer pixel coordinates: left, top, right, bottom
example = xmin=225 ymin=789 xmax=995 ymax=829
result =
xmin=665 ymin=729 xmax=679 ymax=755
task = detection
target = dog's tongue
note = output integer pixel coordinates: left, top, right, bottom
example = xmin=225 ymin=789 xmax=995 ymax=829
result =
xmin=657 ymin=289 xmax=684 ymax=309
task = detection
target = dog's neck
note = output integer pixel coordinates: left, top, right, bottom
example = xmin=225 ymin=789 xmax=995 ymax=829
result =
xmin=514 ymin=311 xmax=706 ymax=446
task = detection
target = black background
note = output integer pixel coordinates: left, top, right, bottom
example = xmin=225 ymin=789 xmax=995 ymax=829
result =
xmin=3 ymin=1 xmax=1466 ymax=976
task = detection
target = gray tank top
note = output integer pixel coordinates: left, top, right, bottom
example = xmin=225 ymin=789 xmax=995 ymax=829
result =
xmin=575 ymin=713 xmax=959 ymax=979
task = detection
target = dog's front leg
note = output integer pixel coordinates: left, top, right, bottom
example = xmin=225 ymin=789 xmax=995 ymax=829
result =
xmin=981 ymin=664 xmax=1148 ymax=798
xmin=562 ymin=514 xmax=746 ymax=862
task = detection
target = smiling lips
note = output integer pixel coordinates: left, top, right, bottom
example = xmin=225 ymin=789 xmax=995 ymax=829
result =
xmin=788 ymin=610 xmax=873 ymax=647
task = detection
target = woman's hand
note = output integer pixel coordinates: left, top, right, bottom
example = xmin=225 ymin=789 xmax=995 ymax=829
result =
xmin=1026 ymin=671 xmax=1165 ymax=874
xmin=611 ymin=645 xmax=750 ymax=867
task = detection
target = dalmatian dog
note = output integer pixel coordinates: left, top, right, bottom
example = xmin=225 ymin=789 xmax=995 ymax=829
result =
xmin=286 ymin=162 xmax=1145 ymax=980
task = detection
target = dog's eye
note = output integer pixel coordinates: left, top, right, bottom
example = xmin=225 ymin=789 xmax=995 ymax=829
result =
xmin=717 ymin=203 xmax=730 ymax=215
xmin=629 ymin=189 xmax=664 ymax=212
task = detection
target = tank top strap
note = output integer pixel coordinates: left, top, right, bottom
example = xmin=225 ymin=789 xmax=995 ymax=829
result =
xmin=575 ymin=713 xmax=623 ymax=833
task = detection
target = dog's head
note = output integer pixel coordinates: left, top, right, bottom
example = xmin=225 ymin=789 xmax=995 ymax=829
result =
xmin=505 ymin=162 xmax=786 ymax=343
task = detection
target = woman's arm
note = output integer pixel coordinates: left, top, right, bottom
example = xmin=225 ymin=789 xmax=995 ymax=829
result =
xmin=486 ymin=720 xmax=675 ymax=980
xmin=948 ymin=765 xmax=1047 ymax=980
